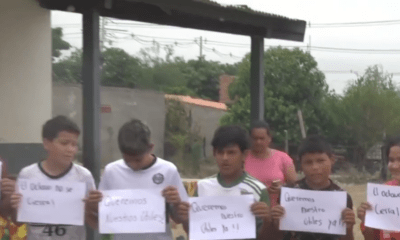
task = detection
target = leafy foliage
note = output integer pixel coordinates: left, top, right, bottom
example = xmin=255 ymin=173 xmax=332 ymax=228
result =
xmin=325 ymin=65 xmax=400 ymax=168
xmin=52 ymin=37 xmax=236 ymax=101
xmin=221 ymin=47 xmax=329 ymax=145
xmin=52 ymin=28 xmax=71 ymax=59
xmin=53 ymin=48 xmax=82 ymax=83
xmin=101 ymin=48 xmax=144 ymax=88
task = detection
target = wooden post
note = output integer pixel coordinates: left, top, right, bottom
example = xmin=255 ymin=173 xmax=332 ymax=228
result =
xmin=297 ymin=109 xmax=306 ymax=139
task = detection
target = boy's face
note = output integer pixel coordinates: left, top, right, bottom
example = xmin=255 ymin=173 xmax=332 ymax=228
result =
xmin=43 ymin=131 xmax=79 ymax=164
xmin=250 ymin=128 xmax=271 ymax=152
xmin=214 ymin=144 xmax=247 ymax=178
xmin=388 ymin=146 xmax=400 ymax=181
xmin=301 ymin=152 xmax=333 ymax=188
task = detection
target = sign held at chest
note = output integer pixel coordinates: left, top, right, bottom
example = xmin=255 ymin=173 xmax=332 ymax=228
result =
xmin=17 ymin=179 xmax=86 ymax=225
xmin=279 ymin=187 xmax=347 ymax=235
xmin=189 ymin=195 xmax=256 ymax=240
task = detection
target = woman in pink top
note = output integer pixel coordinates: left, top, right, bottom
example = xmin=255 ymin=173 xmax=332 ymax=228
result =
xmin=245 ymin=121 xmax=297 ymax=204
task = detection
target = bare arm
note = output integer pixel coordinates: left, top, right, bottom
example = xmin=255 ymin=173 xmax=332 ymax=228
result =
xmin=339 ymin=228 xmax=354 ymax=240
xmin=270 ymin=205 xmax=285 ymax=240
xmin=284 ymin=163 xmax=297 ymax=184
xmin=84 ymin=190 xmax=102 ymax=229
xmin=257 ymin=220 xmax=283 ymax=240
xmin=339 ymin=208 xmax=355 ymax=240
xmin=85 ymin=209 xmax=98 ymax=229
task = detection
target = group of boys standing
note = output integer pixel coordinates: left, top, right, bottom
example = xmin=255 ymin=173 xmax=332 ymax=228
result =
xmin=0 ymin=115 xmax=398 ymax=240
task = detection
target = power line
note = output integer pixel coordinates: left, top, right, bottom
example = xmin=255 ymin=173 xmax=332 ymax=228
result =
xmin=311 ymin=19 xmax=400 ymax=27
xmin=60 ymin=30 xmax=400 ymax=54
xmin=203 ymin=46 xmax=242 ymax=60
xmin=322 ymin=70 xmax=400 ymax=76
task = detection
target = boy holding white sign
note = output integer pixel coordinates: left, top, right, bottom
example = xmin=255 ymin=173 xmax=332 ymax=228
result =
xmin=86 ymin=119 xmax=188 ymax=240
xmin=357 ymin=135 xmax=400 ymax=240
xmin=271 ymin=135 xmax=355 ymax=240
xmin=177 ymin=125 xmax=274 ymax=240
xmin=10 ymin=116 xmax=97 ymax=240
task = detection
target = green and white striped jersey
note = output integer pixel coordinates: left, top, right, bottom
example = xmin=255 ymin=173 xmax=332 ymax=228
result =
xmin=194 ymin=172 xmax=270 ymax=240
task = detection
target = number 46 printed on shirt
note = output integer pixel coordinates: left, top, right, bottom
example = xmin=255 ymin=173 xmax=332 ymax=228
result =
xmin=42 ymin=225 xmax=66 ymax=237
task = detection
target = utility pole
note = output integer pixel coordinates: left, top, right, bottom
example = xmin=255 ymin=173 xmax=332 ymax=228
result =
xmin=381 ymin=130 xmax=388 ymax=181
xmin=307 ymin=22 xmax=311 ymax=53
xmin=284 ymin=130 xmax=289 ymax=153
xmin=297 ymin=109 xmax=307 ymax=139
xmin=100 ymin=17 xmax=106 ymax=51
xmin=199 ymin=36 xmax=203 ymax=60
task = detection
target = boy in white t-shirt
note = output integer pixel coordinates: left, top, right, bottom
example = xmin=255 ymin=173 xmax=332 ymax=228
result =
xmin=177 ymin=125 xmax=275 ymax=240
xmin=87 ymin=119 xmax=188 ymax=240
xmin=10 ymin=115 xmax=97 ymax=240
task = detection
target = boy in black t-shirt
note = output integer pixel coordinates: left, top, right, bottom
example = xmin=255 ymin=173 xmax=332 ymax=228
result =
xmin=271 ymin=135 xmax=355 ymax=240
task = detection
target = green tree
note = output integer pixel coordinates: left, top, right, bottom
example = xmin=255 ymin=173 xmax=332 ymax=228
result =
xmin=52 ymin=27 xmax=71 ymax=59
xmin=53 ymin=48 xmax=82 ymax=83
xmin=138 ymin=42 xmax=238 ymax=100
xmin=185 ymin=58 xmax=223 ymax=101
xmin=53 ymin=47 xmax=145 ymax=87
xmin=138 ymin=43 xmax=192 ymax=93
xmin=326 ymin=65 xmax=400 ymax=169
xmin=164 ymin=100 xmax=202 ymax=175
xmin=220 ymin=62 xmax=240 ymax=76
xmin=101 ymin=48 xmax=144 ymax=88
xmin=52 ymin=39 xmax=239 ymax=98
xmin=221 ymin=47 xmax=329 ymax=146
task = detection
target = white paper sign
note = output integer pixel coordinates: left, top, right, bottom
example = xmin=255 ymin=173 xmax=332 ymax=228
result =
xmin=17 ymin=179 xmax=86 ymax=225
xmin=99 ymin=189 xmax=166 ymax=234
xmin=280 ymin=187 xmax=347 ymax=235
xmin=365 ymin=183 xmax=400 ymax=231
xmin=189 ymin=195 xmax=256 ymax=240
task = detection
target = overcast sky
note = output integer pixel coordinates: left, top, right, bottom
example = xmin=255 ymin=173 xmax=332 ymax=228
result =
xmin=51 ymin=0 xmax=400 ymax=95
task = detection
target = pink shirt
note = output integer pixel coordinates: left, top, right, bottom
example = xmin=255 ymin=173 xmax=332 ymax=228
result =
xmin=245 ymin=149 xmax=294 ymax=187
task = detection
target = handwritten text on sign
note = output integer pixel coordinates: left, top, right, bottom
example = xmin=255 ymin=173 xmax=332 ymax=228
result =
xmin=99 ymin=189 xmax=166 ymax=234
xmin=280 ymin=187 xmax=347 ymax=235
xmin=17 ymin=180 xmax=86 ymax=225
xmin=189 ymin=195 xmax=256 ymax=240
xmin=365 ymin=183 xmax=400 ymax=231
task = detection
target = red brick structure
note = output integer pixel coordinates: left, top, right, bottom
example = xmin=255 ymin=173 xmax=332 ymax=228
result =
xmin=219 ymin=74 xmax=235 ymax=104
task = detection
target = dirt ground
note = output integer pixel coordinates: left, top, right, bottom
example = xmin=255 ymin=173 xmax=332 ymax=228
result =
xmin=172 ymin=183 xmax=368 ymax=240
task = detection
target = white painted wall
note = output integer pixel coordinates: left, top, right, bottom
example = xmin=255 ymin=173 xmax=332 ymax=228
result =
xmin=0 ymin=0 xmax=52 ymax=143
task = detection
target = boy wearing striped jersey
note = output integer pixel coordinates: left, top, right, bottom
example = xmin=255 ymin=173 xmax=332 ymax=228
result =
xmin=10 ymin=116 xmax=97 ymax=240
xmin=178 ymin=125 xmax=273 ymax=240
xmin=86 ymin=119 xmax=188 ymax=240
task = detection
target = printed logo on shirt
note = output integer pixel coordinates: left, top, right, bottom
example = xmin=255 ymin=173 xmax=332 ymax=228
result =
xmin=240 ymin=188 xmax=251 ymax=195
xmin=153 ymin=173 xmax=164 ymax=184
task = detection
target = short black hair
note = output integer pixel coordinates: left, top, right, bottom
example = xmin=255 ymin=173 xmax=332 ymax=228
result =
xmin=250 ymin=120 xmax=271 ymax=136
xmin=385 ymin=135 xmax=400 ymax=158
xmin=298 ymin=135 xmax=333 ymax=161
xmin=42 ymin=116 xmax=80 ymax=141
xmin=118 ymin=119 xmax=151 ymax=156
xmin=212 ymin=125 xmax=250 ymax=152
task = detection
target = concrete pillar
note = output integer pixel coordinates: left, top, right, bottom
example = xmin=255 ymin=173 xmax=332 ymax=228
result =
xmin=250 ymin=36 xmax=265 ymax=122
xmin=0 ymin=0 xmax=52 ymax=143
